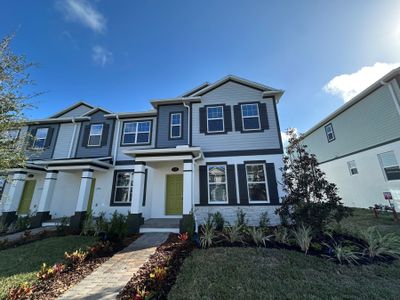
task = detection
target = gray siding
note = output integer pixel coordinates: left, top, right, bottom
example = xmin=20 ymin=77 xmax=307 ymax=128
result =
xmin=303 ymin=84 xmax=400 ymax=162
xmin=192 ymin=81 xmax=282 ymax=152
xmin=156 ymin=104 xmax=188 ymax=148
xmin=75 ymin=111 xmax=115 ymax=158
xmin=53 ymin=123 xmax=76 ymax=159
xmin=26 ymin=124 xmax=60 ymax=160
xmin=59 ymin=105 xmax=92 ymax=118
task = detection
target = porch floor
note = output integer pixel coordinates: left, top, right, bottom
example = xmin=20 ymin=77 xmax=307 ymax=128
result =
xmin=141 ymin=218 xmax=181 ymax=228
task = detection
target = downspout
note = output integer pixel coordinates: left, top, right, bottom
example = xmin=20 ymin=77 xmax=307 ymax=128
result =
xmin=68 ymin=117 xmax=77 ymax=158
xmin=191 ymin=151 xmax=204 ymax=233
xmin=381 ymin=80 xmax=400 ymax=117
xmin=183 ymin=101 xmax=191 ymax=146
xmin=113 ymin=115 xmax=121 ymax=166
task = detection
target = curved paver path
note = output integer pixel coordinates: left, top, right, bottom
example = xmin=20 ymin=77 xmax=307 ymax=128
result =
xmin=58 ymin=232 xmax=169 ymax=300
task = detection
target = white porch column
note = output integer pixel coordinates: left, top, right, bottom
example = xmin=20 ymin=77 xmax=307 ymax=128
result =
xmin=75 ymin=169 xmax=94 ymax=212
xmin=130 ymin=162 xmax=146 ymax=214
xmin=37 ymin=171 xmax=58 ymax=213
xmin=3 ymin=172 xmax=27 ymax=212
xmin=183 ymin=160 xmax=193 ymax=215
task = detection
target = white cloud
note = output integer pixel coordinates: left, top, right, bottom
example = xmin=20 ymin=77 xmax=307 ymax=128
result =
xmin=92 ymin=45 xmax=113 ymax=66
xmin=323 ymin=62 xmax=400 ymax=102
xmin=56 ymin=0 xmax=106 ymax=33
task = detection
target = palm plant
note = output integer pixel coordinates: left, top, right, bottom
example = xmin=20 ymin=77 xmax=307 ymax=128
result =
xmin=248 ymin=227 xmax=272 ymax=247
xmin=223 ymin=224 xmax=245 ymax=245
xmin=323 ymin=235 xmax=361 ymax=265
xmin=273 ymin=226 xmax=290 ymax=245
xmin=361 ymin=226 xmax=400 ymax=260
xmin=200 ymin=221 xmax=216 ymax=248
xmin=292 ymin=224 xmax=313 ymax=254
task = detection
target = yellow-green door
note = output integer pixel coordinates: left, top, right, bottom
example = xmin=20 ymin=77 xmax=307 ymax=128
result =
xmin=165 ymin=174 xmax=183 ymax=215
xmin=87 ymin=178 xmax=96 ymax=211
xmin=18 ymin=180 xmax=36 ymax=214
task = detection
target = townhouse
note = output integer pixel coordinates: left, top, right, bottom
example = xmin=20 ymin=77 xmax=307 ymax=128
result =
xmin=0 ymin=75 xmax=285 ymax=232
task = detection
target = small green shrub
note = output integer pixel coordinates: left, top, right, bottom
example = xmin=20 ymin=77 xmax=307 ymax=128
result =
xmin=180 ymin=212 xmax=195 ymax=237
xmin=107 ymin=211 xmax=128 ymax=242
xmin=212 ymin=212 xmax=225 ymax=231
xmin=235 ymin=208 xmax=248 ymax=228
xmin=324 ymin=240 xmax=361 ymax=265
xmin=7 ymin=221 xmax=17 ymax=233
xmin=94 ymin=212 xmax=109 ymax=235
xmin=81 ymin=210 xmax=95 ymax=236
xmin=200 ymin=221 xmax=216 ymax=248
xmin=361 ymin=226 xmax=400 ymax=260
xmin=292 ymin=224 xmax=313 ymax=254
xmin=248 ymin=227 xmax=272 ymax=247
xmin=259 ymin=212 xmax=270 ymax=230
xmin=273 ymin=226 xmax=290 ymax=245
xmin=0 ymin=220 xmax=7 ymax=234
xmin=15 ymin=215 xmax=30 ymax=231
xmin=56 ymin=217 xmax=70 ymax=235
xmin=223 ymin=225 xmax=245 ymax=245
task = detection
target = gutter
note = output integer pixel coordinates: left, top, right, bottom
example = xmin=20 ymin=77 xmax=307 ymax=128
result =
xmin=113 ymin=115 xmax=121 ymax=166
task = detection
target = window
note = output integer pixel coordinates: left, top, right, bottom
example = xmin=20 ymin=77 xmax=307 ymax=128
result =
xmin=0 ymin=178 xmax=5 ymax=200
xmin=122 ymin=121 xmax=151 ymax=145
xmin=246 ymin=164 xmax=268 ymax=202
xmin=241 ymin=103 xmax=260 ymax=131
xmin=113 ymin=171 xmax=134 ymax=203
xmin=347 ymin=160 xmax=358 ymax=175
xmin=325 ymin=123 xmax=335 ymax=142
xmin=207 ymin=106 xmax=224 ymax=133
xmin=208 ymin=165 xmax=228 ymax=203
xmin=378 ymin=151 xmax=400 ymax=181
xmin=88 ymin=124 xmax=103 ymax=147
xmin=32 ymin=128 xmax=49 ymax=149
xmin=3 ymin=129 xmax=19 ymax=141
xmin=170 ymin=113 xmax=182 ymax=139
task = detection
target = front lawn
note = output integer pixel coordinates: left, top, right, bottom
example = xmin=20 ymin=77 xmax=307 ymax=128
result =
xmin=169 ymin=208 xmax=400 ymax=300
xmin=0 ymin=235 xmax=97 ymax=299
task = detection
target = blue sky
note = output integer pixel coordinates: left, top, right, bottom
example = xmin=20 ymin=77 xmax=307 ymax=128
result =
xmin=2 ymin=0 xmax=400 ymax=138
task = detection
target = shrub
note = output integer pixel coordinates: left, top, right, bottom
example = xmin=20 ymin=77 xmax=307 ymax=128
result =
xmin=180 ymin=212 xmax=195 ymax=237
xmin=56 ymin=216 xmax=70 ymax=235
xmin=107 ymin=211 xmax=128 ymax=242
xmin=324 ymin=241 xmax=360 ymax=265
xmin=248 ymin=227 xmax=272 ymax=247
xmin=81 ymin=210 xmax=95 ymax=236
xmin=292 ymin=224 xmax=313 ymax=254
xmin=15 ymin=215 xmax=31 ymax=231
xmin=7 ymin=222 xmax=17 ymax=233
xmin=150 ymin=266 xmax=168 ymax=281
xmin=212 ymin=212 xmax=225 ymax=231
xmin=64 ymin=249 xmax=87 ymax=265
xmin=37 ymin=262 xmax=65 ymax=280
xmin=88 ymin=241 xmax=114 ymax=257
xmin=273 ymin=226 xmax=290 ymax=245
xmin=0 ymin=220 xmax=7 ymax=234
xmin=223 ymin=225 xmax=245 ymax=245
xmin=7 ymin=283 xmax=33 ymax=300
xmin=276 ymin=128 xmax=352 ymax=233
xmin=178 ymin=232 xmax=189 ymax=241
xmin=200 ymin=221 xmax=216 ymax=248
xmin=259 ymin=212 xmax=270 ymax=230
xmin=360 ymin=227 xmax=400 ymax=260
xmin=235 ymin=208 xmax=248 ymax=228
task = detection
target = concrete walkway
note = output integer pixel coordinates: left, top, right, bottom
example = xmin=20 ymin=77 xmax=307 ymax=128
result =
xmin=0 ymin=226 xmax=56 ymax=243
xmin=58 ymin=232 xmax=170 ymax=300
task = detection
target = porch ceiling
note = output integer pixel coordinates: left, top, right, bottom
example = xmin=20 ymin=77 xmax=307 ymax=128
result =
xmin=27 ymin=157 xmax=112 ymax=172
xmin=123 ymin=146 xmax=202 ymax=162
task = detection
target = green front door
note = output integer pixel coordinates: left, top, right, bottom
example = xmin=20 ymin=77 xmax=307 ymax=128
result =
xmin=165 ymin=174 xmax=183 ymax=215
xmin=18 ymin=180 xmax=36 ymax=214
xmin=87 ymin=178 xmax=96 ymax=211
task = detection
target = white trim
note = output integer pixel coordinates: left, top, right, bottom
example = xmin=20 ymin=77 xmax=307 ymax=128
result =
xmin=245 ymin=163 xmax=269 ymax=204
xmin=207 ymin=164 xmax=229 ymax=204
xmin=325 ymin=123 xmax=335 ymax=142
xmin=87 ymin=124 xmax=103 ymax=147
xmin=241 ymin=103 xmax=261 ymax=131
xmin=32 ymin=128 xmax=49 ymax=149
xmin=121 ymin=121 xmax=151 ymax=145
xmin=170 ymin=112 xmax=182 ymax=139
xmin=49 ymin=101 xmax=94 ymax=118
xmin=347 ymin=160 xmax=358 ymax=176
xmin=206 ymin=106 xmax=225 ymax=133
xmin=113 ymin=171 xmax=134 ymax=204
xmin=377 ymin=150 xmax=400 ymax=182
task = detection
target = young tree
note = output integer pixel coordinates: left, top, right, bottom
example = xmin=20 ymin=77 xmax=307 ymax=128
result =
xmin=0 ymin=34 xmax=35 ymax=171
xmin=276 ymin=128 xmax=351 ymax=233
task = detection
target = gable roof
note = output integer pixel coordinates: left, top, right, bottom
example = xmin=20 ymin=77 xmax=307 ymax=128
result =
xmin=178 ymin=82 xmax=210 ymax=97
xmin=49 ymin=101 xmax=94 ymax=118
xmin=81 ymin=107 xmax=113 ymax=116
xmin=191 ymin=75 xmax=284 ymax=102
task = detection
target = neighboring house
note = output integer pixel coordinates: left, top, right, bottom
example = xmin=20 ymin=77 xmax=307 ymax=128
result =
xmin=302 ymin=68 xmax=400 ymax=210
xmin=0 ymin=75 xmax=285 ymax=233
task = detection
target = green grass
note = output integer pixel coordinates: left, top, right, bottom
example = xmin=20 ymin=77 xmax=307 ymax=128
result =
xmin=0 ymin=235 xmax=97 ymax=299
xmin=169 ymin=208 xmax=400 ymax=300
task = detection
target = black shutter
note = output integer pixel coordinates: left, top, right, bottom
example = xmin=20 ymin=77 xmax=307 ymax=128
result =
xmin=266 ymin=163 xmax=279 ymax=204
xmin=44 ymin=128 xmax=54 ymax=148
xmin=142 ymin=169 xmax=148 ymax=206
xmin=199 ymin=107 xmax=207 ymax=133
xmin=224 ymin=106 xmax=232 ymax=132
xmin=101 ymin=124 xmax=109 ymax=146
xmin=28 ymin=128 xmax=37 ymax=147
xmin=81 ymin=125 xmax=90 ymax=147
xmin=199 ymin=165 xmax=208 ymax=205
xmin=259 ymin=102 xmax=269 ymax=130
xmin=237 ymin=164 xmax=248 ymax=204
xmin=233 ymin=105 xmax=242 ymax=132
xmin=227 ymin=165 xmax=237 ymax=205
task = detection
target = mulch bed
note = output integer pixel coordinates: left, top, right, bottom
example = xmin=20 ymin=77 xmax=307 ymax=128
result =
xmin=118 ymin=234 xmax=195 ymax=300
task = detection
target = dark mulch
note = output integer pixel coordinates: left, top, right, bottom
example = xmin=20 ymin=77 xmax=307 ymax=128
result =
xmin=27 ymin=235 xmax=140 ymax=300
xmin=118 ymin=234 xmax=195 ymax=300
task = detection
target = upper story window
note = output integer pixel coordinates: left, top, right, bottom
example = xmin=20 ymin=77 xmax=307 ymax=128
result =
xmin=246 ymin=164 xmax=268 ymax=202
xmin=208 ymin=165 xmax=228 ymax=203
xmin=88 ymin=124 xmax=103 ymax=147
xmin=113 ymin=171 xmax=134 ymax=204
xmin=241 ymin=103 xmax=260 ymax=131
xmin=122 ymin=121 xmax=151 ymax=145
xmin=347 ymin=160 xmax=358 ymax=175
xmin=3 ymin=129 xmax=20 ymax=141
xmin=207 ymin=106 xmax=224 ymax=133
xmin=170 ymin=113 xmax=182 ymax=139
xmin=378 ymin=151 xmax=400 ymax=181
xmin=325 ymin=123 xmax=335 ymax=142
xmin=33 ymin=128 xmax=49 ymax=149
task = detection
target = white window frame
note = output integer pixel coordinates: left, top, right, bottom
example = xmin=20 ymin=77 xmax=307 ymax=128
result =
xmin=4 ymin=129 xmax=20 ymax=141
xmin=87 ymin=124 xmax=103 ymax=147
xmin=121 ymin=121 xmax=151 ymax=145
xmin=378 ymin=151 xmax=400 ymax=181
xmin=207 ymin=164 xmax=228 ymax=204
xmin=241 ymin=103 xmax=261 ymax=131
xmin=170 ymin=113 xmax=182 ymax=139
xmin=347 ymin=160 xmax=358 ymax=176
xmin=206 ymin=106 xmax=225 ymax=133
xmin=245 ymin=163 xmax=269 ymax=203
xmin=325 ymin=123 xmax=335 ymax=142
xmin=32 ymin=128 xmax=49 ymax=149
xmin=113 ymin=171 xmax=134 ymax=204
